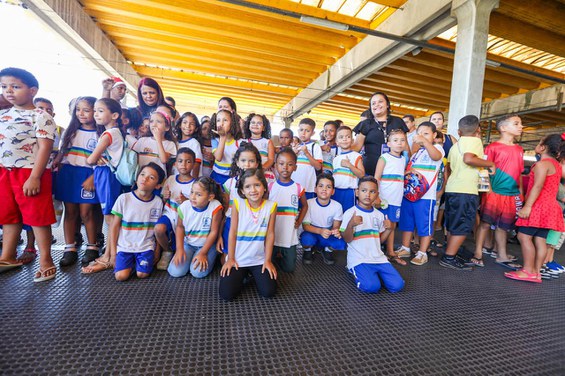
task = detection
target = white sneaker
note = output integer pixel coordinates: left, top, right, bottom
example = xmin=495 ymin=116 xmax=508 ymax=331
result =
xmin=156 ymin=251 xmax=173 ymax=270
xmin=410 ymin=251 xmax=428 ymax=266
xmin=395 ymin=246 xmax=411 ymax=258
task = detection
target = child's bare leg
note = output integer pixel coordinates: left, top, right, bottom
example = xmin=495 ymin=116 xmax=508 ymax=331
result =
xmin=154 ymin=224 xmax=169 ymax=250
xmin=137 ymin=271 xmax=150 ymax=279
xmin=533 ymin=236 xmax=548 ymax=272
xmin=419 ymin=235 xmax=432 ymax=253
xmin=385 ymin=223 xmax=396 ymax=256
xmin=63 ymin=202 xmax=79 ymax=246
xmin=545 ymin=245 xmax=555 ymax=264
xmin=494 ymin=228 xmax=510 ymax=261
xmin=517 ymin=232 xmax=536 ymax=274
xmin=445 ymin=234 xmax=466 ymax=256
xmin=474 ymin=222 xmax=490 ymax=259
xmin=401 ymin=231 xmax=412 ymax=249
xmin=0 ymin=223 xmax=22 ymax=262
xmin=115 ymin=268 xmax=132 ymax=281
xmin=25 ymin=229 xmax=35 ymax=249
xmin=33 ymin=225 xmax=55 ymax=274
xmin=80 ymin=204 xmax=97 ymax=245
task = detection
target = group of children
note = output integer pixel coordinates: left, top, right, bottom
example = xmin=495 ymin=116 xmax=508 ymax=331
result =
xmin=1 ymin=67 xmax=564 ymax=302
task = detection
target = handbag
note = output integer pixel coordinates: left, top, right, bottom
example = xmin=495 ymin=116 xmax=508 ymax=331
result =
xmin=403 ymin=149 xmax=438 ymax=202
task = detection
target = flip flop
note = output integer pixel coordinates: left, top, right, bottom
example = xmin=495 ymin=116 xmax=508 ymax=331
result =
xmin=0 ymin=260 xmax=23 ymax=273
xmin=33 ymin=266 xmax=56 ymax=282
xmin=495 ymin=260 xmax=521 ymax=270
xmin=490 ymin=252 xmax=517 ymax=261
xmin=388 ymin=255 xmax=407 ymax=266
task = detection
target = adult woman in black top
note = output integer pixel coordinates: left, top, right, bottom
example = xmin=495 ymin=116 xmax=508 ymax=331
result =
xmin=352 ymin=92 xmax=409 ymax=176
xmin=128 ymin=77 xmax=166 ymax=128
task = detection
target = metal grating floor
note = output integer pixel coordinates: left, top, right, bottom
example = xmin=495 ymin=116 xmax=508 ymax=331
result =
xmin=1 ymin=228 xmax=564 ymax=375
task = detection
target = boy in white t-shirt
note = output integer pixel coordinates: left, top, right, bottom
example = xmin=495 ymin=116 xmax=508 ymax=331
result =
xmin=374 ymin=129 xmax=407 ymax=265
xmin=268 ymin=147 xmax=308 ymax=272
xmin=301 ymin=172 xmax=346 ymax=265
xmin=397 ymin=122 xmax=444 ymax=266
xmin=111 ymin=163 xmax=165 ymax=281
xmin=332 ymin=125 xmax=365 ymax=212
xmin=292 ymin=118 xmax=322 ymax=199
xmin=341 ymin=176 xmax=405 ymax=294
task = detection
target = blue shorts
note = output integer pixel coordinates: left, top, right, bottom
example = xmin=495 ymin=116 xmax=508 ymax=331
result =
xmin=398 ymin=198 xmax=435 ymax=236
xmin=304 ymin=191 xmax=316 ymax=200
xmin=155 ymin=215 xmax=176 ymax=251
xmin=94 ymin=166 xmax=122 ymax=215
xmin=210 ymin=171 xmax=229 ymax=186
xmin=333 ymin=188 xmax=355 ymax=212
xmin=300 ymin=231 xmax=346 ymax=251
xmin=115 ymin=250 xmax=154 ymax=274
xmin=379 ymin=204 xmax=401 ymax=223
xmin=445 ymin=193 xmax=479 ymax=236
xmin=55 ymin=164 xmax=99 ymax=204
xmin=221 ymin=216 xmax=231 ymax=254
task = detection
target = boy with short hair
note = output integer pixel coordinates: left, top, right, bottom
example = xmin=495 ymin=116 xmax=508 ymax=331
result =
xmin=473 ymin=115 xmax=524 ymax=268
xmin=0 ymin=67 xmax=57 ymax=282
xmin=269 ymin=147 xmax=308 ymax=272
xmin=440 ymin=115 xmax=495 ymax=271
xmin=300 ymin=172 xmax=346 ymax=265
xmin=277 ymin=128 xmax=293 ymax=153
xmin=340 ymin=176 xmax=405 ymax=294
xmin=292 ymin=118 xmax=322 ymax=199
xmin=333 ymin=125 xmax=365 ymax=211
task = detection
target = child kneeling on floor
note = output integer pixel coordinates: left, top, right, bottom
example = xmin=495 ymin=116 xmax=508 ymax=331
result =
xmin=340 ymin=176 xmax=405 ymax=294
xmin=110 ymin=163 xmax=165 ymax=281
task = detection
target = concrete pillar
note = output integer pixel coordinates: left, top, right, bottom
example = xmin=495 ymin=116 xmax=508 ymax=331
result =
xmin=447 ymin=0 xmax=499 ymax=138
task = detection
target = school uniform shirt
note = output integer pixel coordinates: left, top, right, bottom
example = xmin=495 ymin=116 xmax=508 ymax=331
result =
xmin=303 ymin=198 xmax=343 ymax=229
xmin=222 ymin=176 xmax=239 ymax=218
xmin=132 ymin=136 xmax=177 ymax=174
xmin=111 ymin=191 xmax=163 ymax=253
xmin=0 ymin=107 xmax=56 ymax=168
xmin=178 ymin=137 xmax=203 ymax=175
xmin=340 ymin=205 xmax=388 ymax=270
xmin=213 ymin=138 xmax=240 ymax=177
xmin=162 ymin=175 xmax=195 ymax=228
xmin=446 ymin=137 xmax=484 ymax=195
xmin=61 ymin=128 xmax=98 ymax=168
xmin=100 ymin=127 xmax=124 ymax=169
xmin=294 ymin=141 xmax=322 ymax=193
xmin=333 ymin=151 xmax=363 ymax=189
xmin=201 ymin=138 xmax=218 ymax=178
xmin=247 ymin=137 xmax=275 ymax=180
xmin=231 ymin=198 xmax=277 ymax=267
xmin=378 ymin=152 xmax=406 ymax=206
xmin=177 ymin=199 xmax=222 ymax=247
xmin=410 ymin=145 xmax=444 ymax=200
xmin=125 ymin=134 xmax=137 ymax=149
xmin=268 ymin=180 xmax=304 ymax=248
xmin=321 ymin=142 xmax=338 ymax=173
xmin=48 ymin=125 xmax=63 ymax=169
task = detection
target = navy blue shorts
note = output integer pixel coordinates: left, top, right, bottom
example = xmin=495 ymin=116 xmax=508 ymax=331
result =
xmin=518 ymin=226 xmax=549 ymax=239
xmin=398 ymin=199 xmax=435 ymax=236
xmin=444 ymin=193 xmax=479 ymax=236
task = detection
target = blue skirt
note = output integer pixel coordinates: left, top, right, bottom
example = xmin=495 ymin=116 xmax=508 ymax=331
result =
xmin=54 ymin=164 xmax=99 ymax=204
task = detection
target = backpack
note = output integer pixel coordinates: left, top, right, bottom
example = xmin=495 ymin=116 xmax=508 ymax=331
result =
xmin=403 ymin=149 xmax=438 ymax=202
xmin=107 ymin=140 xmax=139 ymax=186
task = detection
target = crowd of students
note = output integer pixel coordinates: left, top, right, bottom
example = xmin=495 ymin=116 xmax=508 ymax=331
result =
xmin=1 ymin=67 xmax=564 ymax=301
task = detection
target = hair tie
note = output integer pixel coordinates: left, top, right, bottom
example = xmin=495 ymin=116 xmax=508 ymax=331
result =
xmin=561 ymin=133 xmax=565 ymax=141
xmin=154 ymin=110 xmax=171 ymax=126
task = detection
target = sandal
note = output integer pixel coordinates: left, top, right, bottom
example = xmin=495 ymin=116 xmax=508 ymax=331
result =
xmin=0 ymin=260 xmax=23 ymax=273
xmin=33 ymin=266 xmax=56 ymax=282
xmin=470 ymin=257 xmax=484 ymax=267
xmin=59 ymin=245 xmax=78 ymax=267
xmin=504 ymin=269 xmax=541 ymax=283
xmin=81 ymin=258 xmax=113 ymax=274
xmin=430 ymin=238 xmax=444 ymax=249
xmin=427 ymin=250 xmax=438 ymax=257
xmin=17 ymin=248 xmax=37 ymax=265
xmin=388 ymin=255 xmax=407 ymax=266
xmin=495 ymin=260 xmax=521 ymax=270
xmin=81 ymin=244 xmax=100 ymax=265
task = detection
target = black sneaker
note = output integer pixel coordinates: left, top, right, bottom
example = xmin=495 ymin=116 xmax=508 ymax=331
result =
xmin=60 ymin=251 xmax=78 ymax=267
xmin=302 ymin=250 xmax=313 ymax=265
xmin=321 ymin=248 xmax=335 ymax=265
xmin=439 ymin=255 xmax=473 ymax=271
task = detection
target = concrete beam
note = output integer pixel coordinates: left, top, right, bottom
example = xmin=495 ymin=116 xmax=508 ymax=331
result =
xmin=480 ymin=84 xmax=565 ymax=120
xmin=23 ymin=0 xmax=140 ymax=96
xmin=275 ymin=0 xmax=455 ymax=122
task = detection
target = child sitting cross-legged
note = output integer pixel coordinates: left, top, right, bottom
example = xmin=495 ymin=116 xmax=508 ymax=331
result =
xmin=340 ymin=176 xmax=405 ymax=294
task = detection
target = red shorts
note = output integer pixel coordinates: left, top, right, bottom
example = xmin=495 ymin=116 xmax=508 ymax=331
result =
xmin=0 ymin=167 xmax=56 ymax=226
xmin=480 ymin=191 xmax=522 ymax=231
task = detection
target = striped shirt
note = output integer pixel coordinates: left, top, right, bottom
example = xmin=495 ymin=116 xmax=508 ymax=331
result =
xmin=340 ymin=205 xmax=388 ymax=269
xmin=111 ymin=192 xmax=163 ymax=253
xmin=61 ymin=128 xmax=98 ymax=168
xmin=213 ymin=138 xmax=239 ymax=177
xmin=132 ymin=136 xmax=177 ymax=175
xmin=333 ymin=150 xmax=363 ymax=189
xmin=161 ymin=175 xmax=194 ymax=228
xmin=177 ymin=199 xmax=222 ymax=247
xmin=231 ymin=198 xmax=277 ymax=267
xmin=269 ymin=180 xmax=304 ymax=248
xmin=378 ymin=152 xmax=406 ymax=206
xmin=293 ymin=141 xmax=322 ymax=193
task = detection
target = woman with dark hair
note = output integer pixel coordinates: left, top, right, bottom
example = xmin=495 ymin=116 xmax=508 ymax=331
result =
xmin=352 ymin=92 xmax=409 ymax=176
xmin=128 ymin=77 xmax=165 ymax=128
xmin=429 ymin=111 xmax=457 ymax=157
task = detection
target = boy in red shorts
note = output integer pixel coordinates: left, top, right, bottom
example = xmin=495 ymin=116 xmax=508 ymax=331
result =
xmin=473 ymin=114 xmax=524 ymax=268
xmin=0 ymin=67 xmax=57 ymax=282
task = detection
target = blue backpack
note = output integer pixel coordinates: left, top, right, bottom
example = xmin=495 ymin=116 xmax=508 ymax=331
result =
xmin=107 ymin=140 xmax=139 ymax=186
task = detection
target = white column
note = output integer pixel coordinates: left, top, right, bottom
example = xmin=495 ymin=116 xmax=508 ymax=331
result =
xmin=447 ymin=0 xmax=499 ymax=137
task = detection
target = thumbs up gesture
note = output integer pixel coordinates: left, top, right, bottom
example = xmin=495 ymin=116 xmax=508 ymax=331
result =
xmin=351 ymin=211 xmax=363 ymax=227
